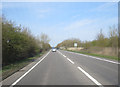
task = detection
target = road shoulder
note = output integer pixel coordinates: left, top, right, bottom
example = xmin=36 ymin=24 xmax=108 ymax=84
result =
xmin=2 ymin=51 xmax=50 ymax=86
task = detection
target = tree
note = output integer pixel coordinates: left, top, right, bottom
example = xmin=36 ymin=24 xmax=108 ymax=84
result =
xmin=37 ymin=33 xmax=51 ymax=51
xmin=56 ymin=38 xmax=81 ymax=48
xmin=109 ymin=25 xmax=118 ymax=55
xmin=39 ymin=33 xmax=50 ymax=44
xmin=109 ymin=25 xmax=118 ymax=48
xmin=2 ymin=17 xmax=51 ymax=66
xmin=96 ymin=29 xmax=106 ymax=47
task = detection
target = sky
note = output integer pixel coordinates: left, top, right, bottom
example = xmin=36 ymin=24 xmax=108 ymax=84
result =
xmin=2 ymin=2 xmax=118 ymax=47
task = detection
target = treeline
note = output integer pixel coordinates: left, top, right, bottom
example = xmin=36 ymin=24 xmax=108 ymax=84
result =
xmin=57 ymin=38 xmax=81 ymax=49
xmin=57 ymin=25 xmax=118 ymax=49
xmin=2 ymin=17 xmax=51 ymax=66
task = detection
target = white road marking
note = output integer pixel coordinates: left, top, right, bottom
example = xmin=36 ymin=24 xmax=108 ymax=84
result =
xmin=77 ymin=66 xmax=103 ymax=87
xmin=57 ymin=51 xmax=62 ymax=55
xmin=67 ymin=58 xmax=74 ymax=64
xmin=58 ymin=50 xmax=103 ymax=86
xmin=65 ymin=51 xmax=119 ymax=64
xmin=63 ymin=55 xmax=66 ymax=57
xmin=58 ymin=50 xmax=66 ymax=58
xmin=10 ymin=50 xmax=51 ymax=87
xmin=58 ymin=50 xmax=74 ymax=64
xmin=88 ymin=55 xmax=120 ymax=64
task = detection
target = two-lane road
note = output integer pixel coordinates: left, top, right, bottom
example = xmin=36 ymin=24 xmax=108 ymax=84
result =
xmin=2 ymin=50 xmax=118 ymax=87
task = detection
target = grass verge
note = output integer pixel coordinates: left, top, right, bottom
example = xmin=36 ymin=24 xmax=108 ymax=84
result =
xmin=1 ymin=51 xmax=47 ymax=80
xmin=66 ymin=50 xmax=119 ymax=61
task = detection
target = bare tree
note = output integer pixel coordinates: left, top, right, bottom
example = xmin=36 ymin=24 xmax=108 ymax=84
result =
xmin=37 ymin=33 xmax=50 ymax=50
xmin=109 ymin=25 xmax=118 ymax=48
xmin=96 ymin=29 xmax=105 ymax=47
xmin=109 ymin=25 xmax=118 ymax=55
xmin=39 ymin=33 xmax=50 ymax=44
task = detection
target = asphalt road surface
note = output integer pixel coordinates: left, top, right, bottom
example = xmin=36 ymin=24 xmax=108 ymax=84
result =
xmin=2 ymin=50 xmax=119 ymax=87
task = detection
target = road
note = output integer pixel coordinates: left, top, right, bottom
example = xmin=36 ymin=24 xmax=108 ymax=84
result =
xmin=2 ymin=50 xmax=118 ymax=87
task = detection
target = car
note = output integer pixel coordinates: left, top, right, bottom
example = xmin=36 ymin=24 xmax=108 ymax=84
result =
xmin=52 ymin=48 xmax=56 ymax=52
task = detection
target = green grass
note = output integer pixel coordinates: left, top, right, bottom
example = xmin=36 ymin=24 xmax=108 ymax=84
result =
xmin=1 ymin=51 xmax=46 ymax=80
xmin=66 ymin=50 xmax=119 ymax=61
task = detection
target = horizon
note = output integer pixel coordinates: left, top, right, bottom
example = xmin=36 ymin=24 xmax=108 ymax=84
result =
xmin=2 ymin=2 xmax=118 ymax=47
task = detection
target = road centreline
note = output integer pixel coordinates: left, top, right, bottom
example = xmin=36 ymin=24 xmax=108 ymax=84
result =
xmin=10 ymin=50 xmax=51 ymax=87
xmin=77 ymin=66 xmax=104 ymax=87
xmin=58 ymin=50 xmax=74 ymax=64
xmin=58 ymin=51 xmax=67 ymax=58
xmin=57 ymin=50 xmax=62 ymax=55
xmin=57 ymin=50 xmax=66 ymax=57
xmin=63 ymin=55 xmax=66 ymax=57
xmin=64 ymin=50 xmax=119 ymax=64
xmin=67 ymin=58 xmax=74 ymax=64
xmin=58 ymin=50 xmax=104 ymax=86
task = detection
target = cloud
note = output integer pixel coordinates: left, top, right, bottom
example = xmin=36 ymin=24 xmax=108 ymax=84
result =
xmin=38 ymin=14 xmax=45 ymax=18
xmin=2 ymin=0 xmax=119 ymax=2
xmin=2 ymin=2 xmax=52 ymax=18
xmin=64 ymin=19 xmax=95 ymax=30
xmin=2 ymin=2 xmax=23 ymax=9
xmin=59 ymin=17 xmax=117 ymax=41
xmin=0 ymin=3 xmax=2 ymax=10
xmin=0 ymin=3 xmax=2 ymax=17
xmin=72 ymin=14 xmax=81 ymax=18
xmin=38 ymin=9 xmax=51 ymax=13
xmin=34 ymin=8 xmax=52 ymax=18
xmin=91 ymin=2 xmax=117 ymax=12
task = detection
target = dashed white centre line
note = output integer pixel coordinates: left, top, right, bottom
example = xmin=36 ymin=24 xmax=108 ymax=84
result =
xmin=67 ymin=58 xmax=74 ymax=64
xmin=58 ymin=50 xmax=104 ymax=86
xmin=58 ymin=50 xmax=66 ymax=58
xmin=77 ymin=66 xmax=103 ymax=87
xmin=63 ymin=55 xmax=66 ymax=57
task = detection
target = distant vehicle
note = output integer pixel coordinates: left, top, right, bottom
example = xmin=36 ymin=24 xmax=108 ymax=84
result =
xmin=56 ymin=48 xmax=59 ymax=50
xmin=52 ymin=48 xmax=56 ymax=52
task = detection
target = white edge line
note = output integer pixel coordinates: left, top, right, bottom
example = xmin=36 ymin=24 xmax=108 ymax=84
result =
xmin=77 ymin=66 xmax=103 ymax=87
xmin=10 ymin=50 xmax=51 ymax=87
xmin=65 ymin=51 xmax=119 ymax=64
xmin=67 ymin=58 xmax=74 ymax=64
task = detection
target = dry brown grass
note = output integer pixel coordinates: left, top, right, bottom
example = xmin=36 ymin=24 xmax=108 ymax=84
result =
xmin=68 ymin=47 xmax=118 ymax=57
xmin=67 ymin=47 xmax=84 ymax=51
